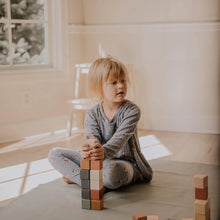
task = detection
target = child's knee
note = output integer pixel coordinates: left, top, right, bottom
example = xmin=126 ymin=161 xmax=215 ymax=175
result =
xmin=48 ymin=147 xmax=62 ymax=163
xmin=103 ymin=163 xmax=134 ymax=189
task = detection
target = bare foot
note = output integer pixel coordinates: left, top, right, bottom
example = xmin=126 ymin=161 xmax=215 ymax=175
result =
xmin=62 ymin=176 xmax=76 ymax=184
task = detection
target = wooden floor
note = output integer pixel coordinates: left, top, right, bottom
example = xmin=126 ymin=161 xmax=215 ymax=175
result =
xmin=0 ymin=129 xmax=219 ymax=207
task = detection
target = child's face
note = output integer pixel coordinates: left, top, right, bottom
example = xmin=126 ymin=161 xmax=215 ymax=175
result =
xmin=102 ymin=76 xmax=127 ymax=103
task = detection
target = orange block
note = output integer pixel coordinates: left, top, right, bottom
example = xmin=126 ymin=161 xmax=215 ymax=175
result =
xmin=195 ymin=187 xmax=208 ymax=200
xmin=91 ymin=160 xmax=103 ymax=170
xmin=193 ymin=175 xmax=208 ymax=189
xmin=132 ymin=213 xmax=147 ymax=220
xmin=80 ymin=159 xmax=90 ymax=170
xmin=91 ymin=198 xmax=103 ymax=210
xmin=91 ymin=187 xmax=104 ymax=200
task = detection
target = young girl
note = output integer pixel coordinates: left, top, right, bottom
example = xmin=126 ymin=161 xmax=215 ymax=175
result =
xmin=48 ymin=57 xmax=153 ymax=190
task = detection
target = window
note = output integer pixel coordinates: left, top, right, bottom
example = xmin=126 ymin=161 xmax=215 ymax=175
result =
xmin=0 ymin=0 xmax=50 ymax=67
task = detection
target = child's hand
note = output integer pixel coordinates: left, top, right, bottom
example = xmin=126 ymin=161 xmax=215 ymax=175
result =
xmin=89 ymin=143 xmax=104 ymax=160
xmin=81 ymin=143 xmax=91 ymax=159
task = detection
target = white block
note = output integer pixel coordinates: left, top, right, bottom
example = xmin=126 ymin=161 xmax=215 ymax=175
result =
xmin=90 ymin=169 xmax=103 ymax=181
xmin=90 ymin=179 xmax=103 ymax=190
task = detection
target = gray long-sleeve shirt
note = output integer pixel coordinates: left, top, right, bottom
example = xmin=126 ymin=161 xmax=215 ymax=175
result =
xmin=84 ymin=99 xmax=153 ymax=182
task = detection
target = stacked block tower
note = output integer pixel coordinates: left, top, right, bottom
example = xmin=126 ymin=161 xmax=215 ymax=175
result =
xmin=80 ymin=139 xmax=104 ymax=210
xmin=193 ymin=174 xmax=210 ymax=220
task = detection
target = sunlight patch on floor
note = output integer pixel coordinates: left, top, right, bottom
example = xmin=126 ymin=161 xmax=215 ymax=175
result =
xmin=139 ymin=135 xmax=172 ymax=160
xmin=23 ymin=170 xmax=61 ymax=194
xmin=0 ymin=158 xmax=61 ymax=202
xmin=0 ymin=163 xmax=27 ymax=182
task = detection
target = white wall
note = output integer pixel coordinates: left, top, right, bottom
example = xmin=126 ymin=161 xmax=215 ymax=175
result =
xmin=0 ymin=0 xmax=84 ymax=142
xmin=69 ymin=0 xmax=220 ymax=133
xmin=83 ymin=0 xmax=220 ymax=24
xmin=68 ymin=0 xmax=84 ymax=24
xmin=1 ymin=0 xmax=219 ymax=143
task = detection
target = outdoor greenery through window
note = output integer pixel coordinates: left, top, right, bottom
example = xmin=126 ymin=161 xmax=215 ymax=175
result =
xmin=0 ymin=0 xmax=48 ymax=66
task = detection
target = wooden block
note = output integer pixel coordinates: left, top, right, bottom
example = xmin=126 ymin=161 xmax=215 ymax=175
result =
xmin=81 ymin=189 xmax=90 ymax=200
xmin=82 ymin=199 xmax=91 ymax=210
xmin=148 ymin=216 xmax=159 ymax=220
xmin=90 ymin=169 xmax=103 ymax=181
xmin=195 ymin=187 xmax=208 ymax=200
xmin=85 ymin=138 xmax=96 ymax=146
xmin=132 ymin=213 xmax=147 ymax=220
xmin=91 ymin=187 xmax=104 ymax=200
xmin=182 ymin=219 xmax=193 ymax=220
xmin=207 ymin=198 xmax=210 ymax=209
xmin=91 ymin=198 xmax=103 ymax=210
xmin=195 ymin=208 xmax=210 ymax=220
xmin=80 ymin=159 xmax=90 ymax=170
xmin=81 ymin=179 xmax=90 ymax=189
xmin=194 ymin=200 xmax=209 ymax=215
xmin=90 ymin=179 xmax=103 ymax=190
xmin=193 ymin=175 xmax=208 ymax=189
xmin=80 ymin=169 xmax=90 ymax=180
xmin=91 ymin=160 xmax=103 ymax=170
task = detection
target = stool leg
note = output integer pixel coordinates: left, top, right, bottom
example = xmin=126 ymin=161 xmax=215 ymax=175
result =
xmin=67 ymin=109 xmax=74 ymax=136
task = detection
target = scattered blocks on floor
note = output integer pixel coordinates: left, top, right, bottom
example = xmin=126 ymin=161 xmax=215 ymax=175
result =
xmin=132 ymin=213 xmax=147 ymax=220
xmin=148 ymin=215 xmax=159 ymax=220
xmin=132 ymin=214 xmax=159 ymax=220
xmin=193 ymin=175 xmax=208 ymax=189
xmin=193 ymin=174 xmax=210 ymax=220
xmin=194 ymin=200 xmax=209 ymax=215
xmin=195 ymin=187 xmax=208 ymax=200
xmin=195 ymin=211 xmax=210 ymax=220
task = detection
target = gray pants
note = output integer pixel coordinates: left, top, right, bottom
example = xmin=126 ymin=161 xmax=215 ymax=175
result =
xmin=48 ymin=147 xmax=141 ymax=189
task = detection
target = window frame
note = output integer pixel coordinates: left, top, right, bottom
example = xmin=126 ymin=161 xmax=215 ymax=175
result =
xmin=0 ymin=0 xmax=68 ymax=79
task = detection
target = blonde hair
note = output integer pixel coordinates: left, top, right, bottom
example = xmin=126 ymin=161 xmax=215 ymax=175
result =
xmin=88 ymin=57 xmax=130 ymax=100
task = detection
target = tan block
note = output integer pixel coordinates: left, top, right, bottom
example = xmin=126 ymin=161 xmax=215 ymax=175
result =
xmin=91 ymin=198 xmax=103 ymax=210
xmin=90 ymin=179 xmax=103 ymax=190
xmin=182 ymin=219 xmax=194 ymax=220
xmin=148 ymin=215 xmax=159 ymax=220
xmin=193 ymin=175 xmax=208 ymax=189
xmin=90 ymin=169 xmax=103 ymax=181
xmin=132 ymin=213 xmax=147 ymax=220
xmin=207 ymin=198 xmax=210 ymax=209
xmin=80 ymin=159 xmax=90 ymax=170
xmin=194 ymin=200 xmax=209 ymax=215
xmin=195 ymin=208 xmax=210 ymax=220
